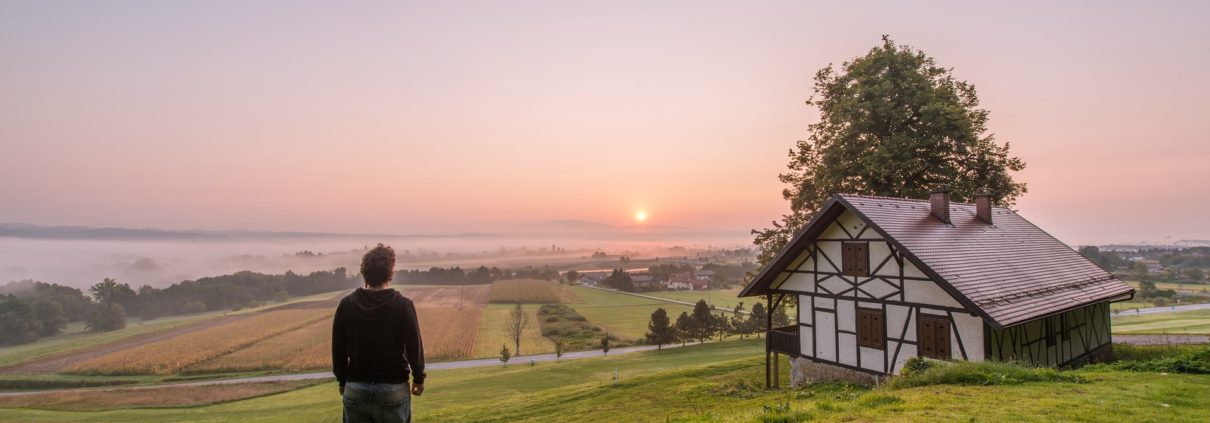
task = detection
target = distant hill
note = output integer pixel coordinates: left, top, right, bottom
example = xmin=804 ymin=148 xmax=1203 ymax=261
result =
xmin=521 ymin=220 xmax=618 ymax=232
xmin=0 ymin=223 xmax=493 ymax=241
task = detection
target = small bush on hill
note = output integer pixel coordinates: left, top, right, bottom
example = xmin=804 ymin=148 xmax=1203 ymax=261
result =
xmin=888 ymin=359 xmax=1085 ymax=389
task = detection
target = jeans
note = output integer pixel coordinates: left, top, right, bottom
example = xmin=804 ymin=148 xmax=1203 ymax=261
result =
xmin=343 ymin=382 xmax=411 ymax=423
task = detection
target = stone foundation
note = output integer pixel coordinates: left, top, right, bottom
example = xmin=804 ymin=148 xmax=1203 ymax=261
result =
xmin=790 ymin=357 xmax=880 ymax=387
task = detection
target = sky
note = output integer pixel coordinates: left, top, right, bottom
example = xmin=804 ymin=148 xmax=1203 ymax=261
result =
xmin=2 ymin=0 xmax=1208 ymax=245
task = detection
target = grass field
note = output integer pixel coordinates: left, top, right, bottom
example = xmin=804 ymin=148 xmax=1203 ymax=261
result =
xmin=488 ymin=279 xmax=580 ymax=304
xmin=2 ymin=339 xmax=1208 ymax=422
xmin=1124 ymin=280 xmax=1210 ymax=294
xmin=1112 ymin=309 xmax=1210 ymax=335
xmin=473 ymin=304 xmax=555 ymax=358
xmin=0 ymin=380 xmax=319 ymax=411
xmin=567 ymin=287 xmax=695 ymax=340
xmin=642 ymin=288 xmax=745 ymax=311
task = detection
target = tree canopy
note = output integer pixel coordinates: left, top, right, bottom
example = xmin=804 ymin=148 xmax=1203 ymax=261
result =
xmin=754 ymin=36 xmax=1026 ymax=266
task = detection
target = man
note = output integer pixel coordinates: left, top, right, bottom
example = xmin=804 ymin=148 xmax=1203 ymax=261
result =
xmin=333 ymin=244 xmax=426 ymax=423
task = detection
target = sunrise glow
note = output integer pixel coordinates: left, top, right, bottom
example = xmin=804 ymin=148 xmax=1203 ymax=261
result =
xmin=635 ymin=211 xmax=648 ymax=223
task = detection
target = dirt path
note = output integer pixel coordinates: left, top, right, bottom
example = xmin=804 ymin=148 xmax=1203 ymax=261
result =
xmin=0 ymin=314 xmax=251 ymax=375
xmin=1113 ymin=334 xmax=1210 ymax=345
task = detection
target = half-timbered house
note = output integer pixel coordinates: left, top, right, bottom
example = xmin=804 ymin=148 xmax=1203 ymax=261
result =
xmin=739 ymin=188 xmax=1135 ymax=386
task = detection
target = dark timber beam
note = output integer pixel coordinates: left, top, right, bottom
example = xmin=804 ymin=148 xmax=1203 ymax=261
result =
xmin=765 ymin=293 xmax=772 ymax=389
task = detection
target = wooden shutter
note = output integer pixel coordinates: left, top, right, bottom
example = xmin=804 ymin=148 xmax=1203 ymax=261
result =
xmin=857 ymin=308 xmax=885 ymax=349
xmin=918 ymin=315 xmax=951 ymax=359
xmin=842 ymin=242 xmax=869 ymax=277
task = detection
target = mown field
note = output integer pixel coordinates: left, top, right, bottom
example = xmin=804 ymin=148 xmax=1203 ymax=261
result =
xmin=488 ymin=279 xmax=580 ymax=304
xmin=473 ymin=304 xmax=554 ymax=358
xmin=3 ymin=339 xmax=1209 ymax=422
xmin=567 ymin=286 xmax=696 ymax=340
xmin=643 ymin=288 xmax=745 ymax=311
xmin=1113 ymin=309 xmax=1210 ymax=335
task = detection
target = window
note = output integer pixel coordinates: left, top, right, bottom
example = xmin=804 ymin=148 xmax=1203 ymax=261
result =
xmin=842 ymin=242 xmax=869 ymax=277
xmin=857 ymin=308 xmax=885 ymax=349
xmin=917 ymin=315 xmax=951 ymax=359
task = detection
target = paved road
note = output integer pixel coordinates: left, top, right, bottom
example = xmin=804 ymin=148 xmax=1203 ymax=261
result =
xmin=0 ymin=342 xmax=698 ymax=397
xmin=1112 ymin=302 xmax=1210 ymax=317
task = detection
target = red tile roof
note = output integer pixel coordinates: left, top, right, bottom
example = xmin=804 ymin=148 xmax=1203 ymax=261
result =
xmin=740 ymin=194 xmax=1135 ymax=328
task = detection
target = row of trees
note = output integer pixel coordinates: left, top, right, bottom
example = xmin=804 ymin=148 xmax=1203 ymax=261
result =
xmin=644 ymin=300 xmax=791 ymax=348
xmin=394 ymin=265 xmax=560 ymax=286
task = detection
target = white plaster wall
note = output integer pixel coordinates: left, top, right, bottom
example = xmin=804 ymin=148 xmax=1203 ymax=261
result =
xmin=779 ymin=272 xmax=815 ymax=292
xmin=860 ymin=346 xmax=885 ymax=373
xmin=835 ymin=211 xmax=867 ymax=236
xmin=838 ymin=333 xmax=857 ymax=366
xmin=953 ymin=312 xmax=984 ymax=361
xmin=891 ymin=343 xmax=917 ymax=374
xmin=815 ymin=310 xmax=837 ymax=362
xmin=800 ymin=328 xmax=815 ymax=357
xmin=837 ymin=300 xmax=855 ymax=332
xmin=903 ymin=278 xmax=963 ymax=308
xmin=799 ymin=295 xmax=813 ymax=325
xmin=886 ymin=305 xmax=913 ymax=342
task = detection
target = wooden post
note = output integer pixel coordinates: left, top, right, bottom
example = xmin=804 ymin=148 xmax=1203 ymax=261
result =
xmin=773 ymin=353 xmax=780 ymax=387
xmin=765 ymin=293 xmax=773 ymax=389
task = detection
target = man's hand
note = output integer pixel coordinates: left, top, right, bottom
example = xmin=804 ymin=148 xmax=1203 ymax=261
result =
xmin=411 ymin=383 xmax=424 ymax=396
xmin=339 ymin=384 xmax=345 ymax=396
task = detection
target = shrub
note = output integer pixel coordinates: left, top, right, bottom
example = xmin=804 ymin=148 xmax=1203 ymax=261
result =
xmin=182 ymin=301 xmax=206 ymax=314
xmin=1090 ymin=345 xmax=1210 ymax=374
xmin=887 ymin=360 xmax=1085 ymax=389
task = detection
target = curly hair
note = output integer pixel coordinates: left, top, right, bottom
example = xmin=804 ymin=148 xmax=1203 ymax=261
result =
xmin=360 ymin=243 xmax=396 ymax=287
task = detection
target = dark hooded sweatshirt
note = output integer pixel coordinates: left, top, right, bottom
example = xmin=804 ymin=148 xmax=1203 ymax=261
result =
xmin=332 ymin=288 xmax=425 ymax=387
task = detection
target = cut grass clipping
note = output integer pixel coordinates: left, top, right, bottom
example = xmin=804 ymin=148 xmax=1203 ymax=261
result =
xmin=886 ymin=357 xmax=1085 ymax=389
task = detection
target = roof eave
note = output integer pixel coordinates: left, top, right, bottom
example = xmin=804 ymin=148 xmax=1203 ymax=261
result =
xmin=738 ymin=198 xmax=846 ymax=298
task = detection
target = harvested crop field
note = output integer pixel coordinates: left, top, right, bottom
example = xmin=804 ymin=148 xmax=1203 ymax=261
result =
xmin=417 ymin=307 xmax=483 ymax=360
xmin=63 ymin=309 xmax=333 ymax=375
xmin=185 ymin=317 xmax=333 ymax=374
xmin=488 ymin=279 xmax=579 ymax=304
xmin=0 ymin=314 xmax=249 ymax=375
xmin=405 ymin=285 xmax=491 ymax=308
xmin=0 ymin=380 xmax=319 ymax=411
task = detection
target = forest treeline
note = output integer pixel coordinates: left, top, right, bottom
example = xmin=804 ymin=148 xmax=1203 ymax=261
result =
xmin=395 ymin=265 xmax=559 ymax=285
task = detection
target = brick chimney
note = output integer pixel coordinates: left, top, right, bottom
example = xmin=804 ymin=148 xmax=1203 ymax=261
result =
xmin=929 ymin=185 xmax=951 ymax=224
xmin=975 ymin=187 xmax=993 ymax=224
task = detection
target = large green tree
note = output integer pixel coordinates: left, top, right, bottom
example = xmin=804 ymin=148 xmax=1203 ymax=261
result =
xmin=753 ymin=36 xmax=1027 ymax=266
xmin=645 ymin=307 xmax=675 ymax=349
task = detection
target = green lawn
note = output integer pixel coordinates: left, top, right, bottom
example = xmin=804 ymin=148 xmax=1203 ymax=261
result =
xmin=566 ymin=287 xmax=696 ymax=340
xmin=1113 ymin=309 xmax=1210 ymax=335
xmin=3 ymin=339 xmax=1208 ymax=422
xmin=641 ymin=288 xmax=746 ymax=311
xmin=1124 ymin=280 xmax=1210 ymax=294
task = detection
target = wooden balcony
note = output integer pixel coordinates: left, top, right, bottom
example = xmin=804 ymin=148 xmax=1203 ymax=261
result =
xmin=768 ymin=325 xmax=799 ymax=356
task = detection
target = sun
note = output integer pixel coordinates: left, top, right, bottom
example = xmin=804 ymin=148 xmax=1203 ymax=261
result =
xmin=634 ymin=210 xmax=648 ymax=223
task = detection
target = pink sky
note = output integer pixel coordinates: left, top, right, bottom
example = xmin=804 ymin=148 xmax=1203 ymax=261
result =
xmin=2 ymin=1 xmax=1208 ymax=245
